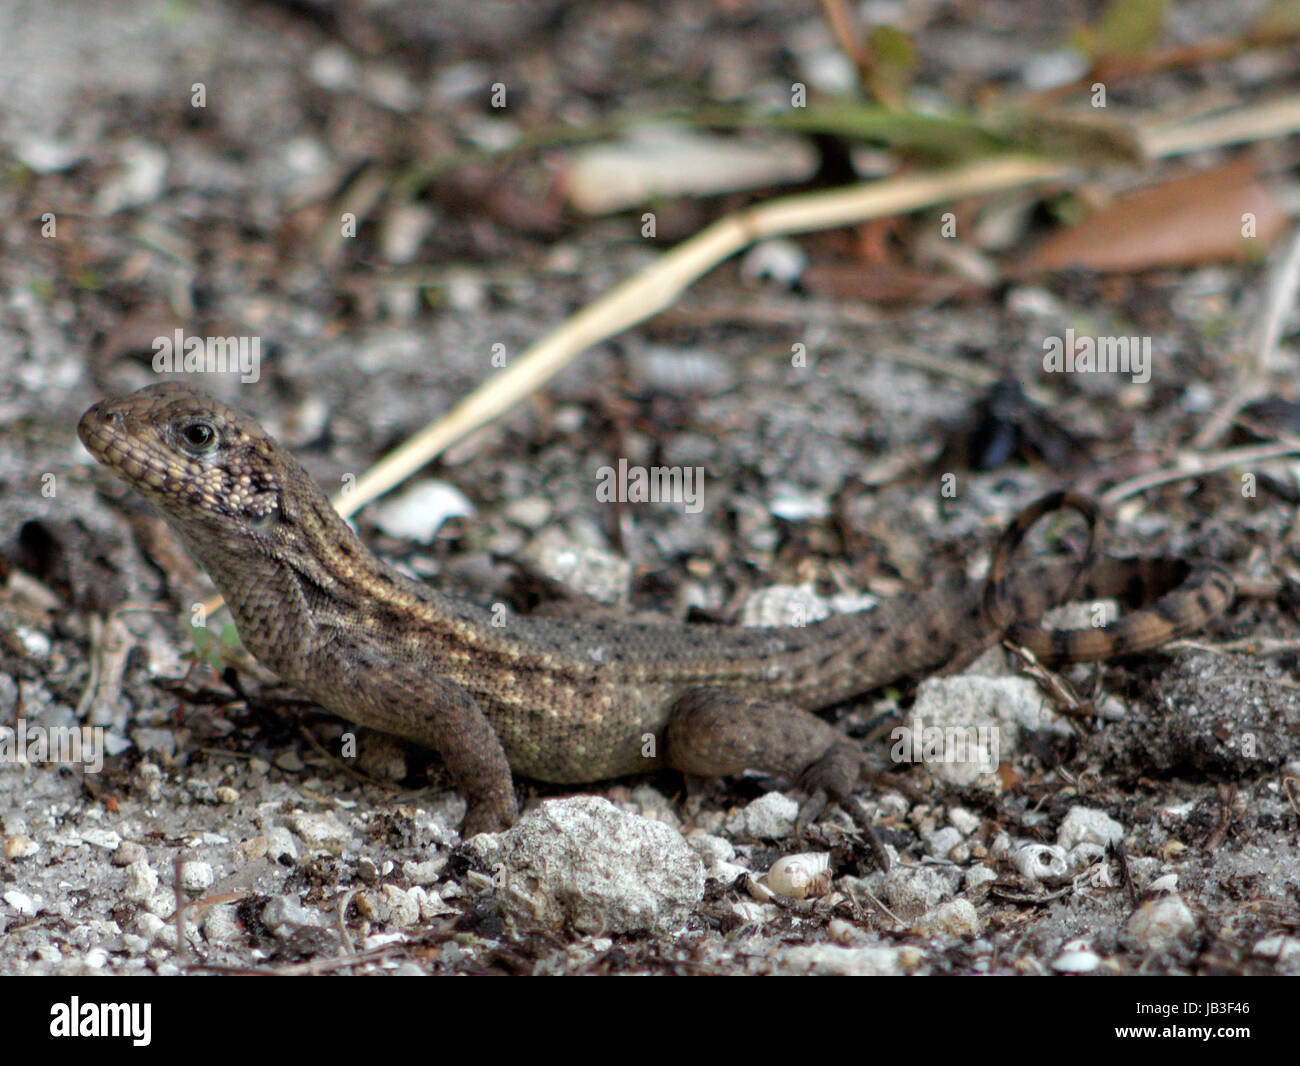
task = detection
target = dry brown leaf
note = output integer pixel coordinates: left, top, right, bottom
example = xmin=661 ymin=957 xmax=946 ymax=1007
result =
xmin=1021 ymin=159 xmax=1287 ymax=274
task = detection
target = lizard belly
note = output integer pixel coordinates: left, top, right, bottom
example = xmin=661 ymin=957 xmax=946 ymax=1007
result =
xmin=479 ymin=680 xmax=677 ymax=783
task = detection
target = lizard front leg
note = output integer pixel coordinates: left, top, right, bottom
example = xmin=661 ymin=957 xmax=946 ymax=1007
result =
xmin=309 ymin=666 xmax=519 ymax=837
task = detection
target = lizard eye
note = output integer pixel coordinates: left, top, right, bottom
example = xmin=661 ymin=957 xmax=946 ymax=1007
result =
xmin=177 ymin=419 xmax=218 ymax=455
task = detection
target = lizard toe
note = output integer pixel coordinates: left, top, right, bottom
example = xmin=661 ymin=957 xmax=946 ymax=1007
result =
xmin=460 ymin=798 xmax=517 ymax=838
xmin=795 ymin=740 xmax=862 ymax=803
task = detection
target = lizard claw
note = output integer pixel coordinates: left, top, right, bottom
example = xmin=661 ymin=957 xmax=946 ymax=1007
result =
xmin=793 ymin=742 xmax=889 ymax=868
xmin=795 ymin=790 xmax=830 ymax=839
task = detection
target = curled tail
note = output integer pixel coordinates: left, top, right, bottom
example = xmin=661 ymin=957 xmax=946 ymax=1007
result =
xmin=982 ymin=492 xmax=1235 ymax=664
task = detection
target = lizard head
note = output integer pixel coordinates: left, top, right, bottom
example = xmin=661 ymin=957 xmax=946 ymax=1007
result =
xmin=78 ymin=383 xmax=295 ymax=544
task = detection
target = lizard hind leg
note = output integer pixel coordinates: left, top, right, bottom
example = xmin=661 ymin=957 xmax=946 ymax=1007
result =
xmin=664 ymin=688 xmax=887 ymax=862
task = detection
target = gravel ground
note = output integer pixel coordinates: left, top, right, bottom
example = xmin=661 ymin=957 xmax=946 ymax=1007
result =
xmin=0 ymin=0 xmax=1297 ymax=976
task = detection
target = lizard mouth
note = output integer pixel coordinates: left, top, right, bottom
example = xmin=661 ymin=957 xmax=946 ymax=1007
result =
xmin=77 ymin=401 xmax=120 ymax=464
xmin=77 ymin=400 xmax=173 ymax=490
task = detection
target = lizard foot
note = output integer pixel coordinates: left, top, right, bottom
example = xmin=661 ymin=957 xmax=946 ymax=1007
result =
xmin=459 ymin=797 xmax=518 ymax=838
xmin=795 ymin=741 xmax=890 ymax=869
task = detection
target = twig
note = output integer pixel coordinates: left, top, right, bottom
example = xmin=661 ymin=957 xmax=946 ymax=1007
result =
xmin=173 ymin=853 xmax=188 ymax=964
xmin=331 ymin=156 xmax=1069 ymax=517
xmin=336 ymin=95 xmax=1300 ymax=519
xmin=1140 ymin=93 xmax=1300 ymax=158
xmin=818 ymin=0 xmax=866 ymax=75
xmin=1193 ymin=223 xmax=1300 ymax=449
xmin=1165 ymin=637 xmax=1300 ymax=658
xmin=852 ymin=884 xmax=906 ymax=928
xmin=1099 ymin=440 xmax=1300 ymax=507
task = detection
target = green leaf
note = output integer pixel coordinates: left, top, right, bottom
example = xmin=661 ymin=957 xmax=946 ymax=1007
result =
xmin=188 ymin=618 xmax=241 ymax=671
xmin=865 ymin=25 xmax=917 ymax=109
xmin=1094 ymin=0 xmax=1167 ymax=57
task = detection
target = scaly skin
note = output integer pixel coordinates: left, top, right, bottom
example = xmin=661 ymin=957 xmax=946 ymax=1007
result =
xmin=78 ymin=383 xmax=1234 ymax=837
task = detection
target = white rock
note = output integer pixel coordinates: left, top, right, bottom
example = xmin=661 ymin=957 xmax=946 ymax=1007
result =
xmin=3 ymin=889 xmax=37 ymax=916
xmin=503 ymin=496 xmax=552 ymax=530
xmin=308 ymin=46 xmax=358 ymax=90
xmin=902 ymin=676 xmax=1064 ymax=787
xmin=913 ymin=898 xmax=981 ymax=938
xmin=826 ymin=918 xmax=859 ymax=944
xmin=1057 ymin=806 xmax=1124 ymax=849
xmin=96 ymin=140 xmax=169 ymax=214
xmin=370 ymin=481 xmax=474 ymax=543
xmin=121 ymin=933 xmax=151 ymax=955
xmin=113 ymin=841 xmax=146 ymax=866
xmin=708 ymin=860 xmax=748 ymax=885
xmin=526 ymin=528 xmax=631 ymax=605
xmin=1006 ymin=285 xmax=1062 ymax=319
xmin=730 ymin=900 xmax=775 ymax=924
xmin=741 ymin=239 xmax=807 ymax=287
xmin=1148 ymin=873 xmax=1179 ymax=895
xmin=725 ymin=791 xmax=800 ymax=840
xmin=782 ymin=944 xmax=920 ymax=976
xmin=123 ymin=859 xmax=159 ymax=902
xmin=466 ymin=797 xmax=703 ymax=936
xmin=1053 ymin=948 xmax=1102 ymax=973
xmin=103 ymin=731 xmax=132 ymax=757
xmin=79 ymin=827 xmax=122 ymax=850
xmin=288 ymin=809 xmax=350 ymax=848
xmin=14 ymin=136 xmax=84 ymax=173
xmin=991 ymin=831 xmax=1013 ymax=859
xmin=741 ymin=583 xmax=832 ymax=626
xmin=380 ymin=203 xmax=436 ymax=265
xmin=416 ymin=887 xmax=458 ymax=921
xmin=1253 ymin=935 xmax=1300 ymax=962
xmin=432 ymin=61 xmax=490 ymax=103
xmin=401 ymin=858 xmax=447 ymax=886
xmin=875 ymin=790 xmax=911 ymax=819
xmin=381 ymin=885 xmax=421 ymax=928
xmin=1126 ymin=895 xmax=1196 ymax=949
xmin=1022 ymin=48 xmax=1090 ymax=90
xmin=179 ymin=861 xmax=214 ymax=892
xmin=639 ymin=346 xmax=733 ymax=395
xmin=144 ymin=891 xmax=176 ymax=919
xmin=880 ymin=864 xmax=959 ymax=915
xmin=264 ymin=826 xmax=298 ymax=864
xmin=201 ymin=906 xmax=241 ymax=946
xmin=924 ymin=826 xmax=963 ymax=860
xmin=263 ymin=895 xmax=327 ymax=937
xmin=135 ymin=913 xmax=167 ymax=944
xmin=685 ymin=831 xmax=735 ymax=867
xmin=132 ymin=729 xmax=176 ymax=758
xmin=1066 ymin=842 xmax=1107 ymax=873
xmin=446 ymin=271 xmax=488 ymax=312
